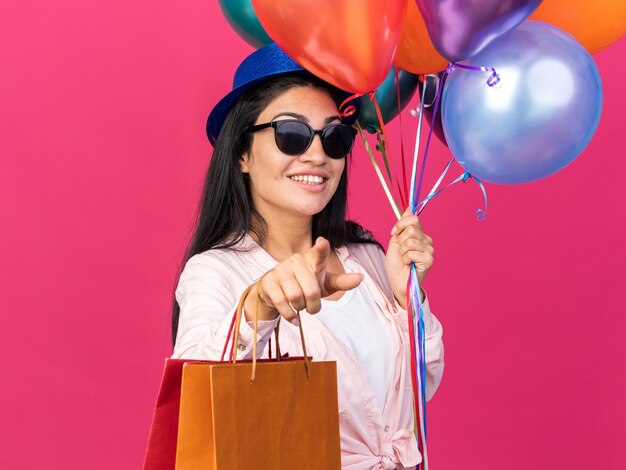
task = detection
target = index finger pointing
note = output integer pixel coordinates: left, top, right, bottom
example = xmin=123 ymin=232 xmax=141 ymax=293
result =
xmin=306 ymin=237 xmax=331 ymax=271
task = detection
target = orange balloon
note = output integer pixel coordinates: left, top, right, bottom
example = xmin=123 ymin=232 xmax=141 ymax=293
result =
xmin=252 ymin=0 xmax=407 ymax=94
xmin=530 ymin=0 xmax=626 ymax=53
xmin=396 ymin=0 xmax=448 ymax=74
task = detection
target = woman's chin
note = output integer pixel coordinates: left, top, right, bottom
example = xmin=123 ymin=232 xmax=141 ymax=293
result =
xmin=287 ymin=199 xmax=331 ymax=217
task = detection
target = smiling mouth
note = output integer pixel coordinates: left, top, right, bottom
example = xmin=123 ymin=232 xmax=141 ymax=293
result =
xmin=289 ymin=175 xmax=326 ymax=185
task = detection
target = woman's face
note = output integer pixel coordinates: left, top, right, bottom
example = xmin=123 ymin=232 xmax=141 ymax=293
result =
xmin=241 ymin=86 xmax=346 ymax=221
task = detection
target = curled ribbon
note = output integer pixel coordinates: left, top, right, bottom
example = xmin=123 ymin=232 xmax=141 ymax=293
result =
xmin=448 ymin=61 xmax=501 ymax=87
xmin=339 ymin=93 xmax=365 ymax=120
xmin=416 ymin=159 xmax=489 ymax=222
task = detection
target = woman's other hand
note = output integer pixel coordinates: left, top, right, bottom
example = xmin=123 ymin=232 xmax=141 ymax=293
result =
xmin=245 ymin=237 xmax=364 ymax=325
xmin=385 ymin=208 xmax=434 ymax=309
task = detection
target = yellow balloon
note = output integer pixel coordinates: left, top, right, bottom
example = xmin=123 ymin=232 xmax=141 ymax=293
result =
xmin=530 ymin=0 xmax=626 ymax=53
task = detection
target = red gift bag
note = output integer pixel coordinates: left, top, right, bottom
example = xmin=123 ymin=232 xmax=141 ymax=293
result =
xmin=143 ymin=358 xmax=198 ymax=470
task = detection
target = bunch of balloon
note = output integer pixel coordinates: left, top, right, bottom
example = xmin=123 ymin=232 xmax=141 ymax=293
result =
xmin=356 ymin=65 xmax=421 ymax=213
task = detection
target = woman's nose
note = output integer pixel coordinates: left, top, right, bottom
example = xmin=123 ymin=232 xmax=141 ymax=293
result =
xmin=298 ymin=133 xmax=326 ymax=164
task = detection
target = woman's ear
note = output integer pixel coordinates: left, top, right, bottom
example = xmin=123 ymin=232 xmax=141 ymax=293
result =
xmin=240 ymin=152 xmax=250 ymax=173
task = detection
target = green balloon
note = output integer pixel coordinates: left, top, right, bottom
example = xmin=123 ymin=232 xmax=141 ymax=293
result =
xmin=358 ymin=67 xmax=420 ymax=134
xmin=219 ymin=0 xmax=272 ymax=48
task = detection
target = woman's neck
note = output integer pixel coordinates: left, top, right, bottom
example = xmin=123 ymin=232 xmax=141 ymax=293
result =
xmin=251 ymin=209 xmax=314 ymax=262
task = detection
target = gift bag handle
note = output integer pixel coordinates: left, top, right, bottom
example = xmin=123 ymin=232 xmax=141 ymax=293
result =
xmin=229 ymin=278 xmax=311 ymax=382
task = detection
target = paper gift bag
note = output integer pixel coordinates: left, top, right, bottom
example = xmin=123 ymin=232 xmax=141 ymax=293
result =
xmin=176 ymin=359 xmax=341 ymax=469
xmin=143 ymin=358 xmax=199 ymax=470
xmin=175 ymin=285 xmax=341 ymax=469
xmin=143 ymin=357 xmax=331 ymax=470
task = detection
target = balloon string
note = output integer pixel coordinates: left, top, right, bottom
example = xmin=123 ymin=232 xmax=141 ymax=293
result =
xmin=411 ymin=60 xmax=499 ymax=210
xmin=414 ymin=61 xmax=498 ymax=219
xmin=408 ymin=264 xmax=428 ymax=469
xmin=373 ymin=128 xmax=395 ymax=185
xmin=355 ymin=121 xmax=402 ymax=219
xmin=408 ymin=78 xmax=429 ymax=213
xmin=406 ymin=75 xmax=430 ymax=463
xmin=412 ymin=72 xmax=446 ymax=209
xmin=373 ymin=90 xmax=407 ymax=207
xmin=394 ymin=63 xmax=410 ymax=203
xmin=405 ymin=275 xmax=420 ymax=438
xmin=348 ymin=90 xmax=403 ymax=212
xmin=372 ymin=91 xmax=397 ymax=173
xmin=404 ymin=64 xmax=496 ymax=468
xmin=416 ymin=156 xmax=454 ymax=215
xmin=406 ymin=75 xmax=437 ymax=470
xmin=417 ymin=167 xmax=489 ymax=221
xmin=396 ymin=179 xmax=408 ymax=211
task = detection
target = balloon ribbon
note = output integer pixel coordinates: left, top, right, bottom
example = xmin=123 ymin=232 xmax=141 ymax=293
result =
xmin=357 ymin=61 xmax=497 ymax=469
xmin=406 ymin=64 xmax=495 ymax=469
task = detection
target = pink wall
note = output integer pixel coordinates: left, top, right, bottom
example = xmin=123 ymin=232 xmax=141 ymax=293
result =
xmin=1 ymin=1 xmax=624 ymax=469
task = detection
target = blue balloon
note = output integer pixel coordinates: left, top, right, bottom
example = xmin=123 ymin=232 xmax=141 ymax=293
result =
xmin=441 ymin=21 xmax=603 ymax=185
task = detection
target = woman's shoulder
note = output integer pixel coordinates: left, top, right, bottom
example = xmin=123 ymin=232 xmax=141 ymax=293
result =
xmin=183 ymin=247 xmax=235 ymax=270
xmin=180 ymin=234 xmax=274 ymax=282
xmin=178 ymin=249 xmax=240 ymax=289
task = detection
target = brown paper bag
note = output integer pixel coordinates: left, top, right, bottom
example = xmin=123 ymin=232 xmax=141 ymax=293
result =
xmin=174 ymin=285 xmax=342 ymax=470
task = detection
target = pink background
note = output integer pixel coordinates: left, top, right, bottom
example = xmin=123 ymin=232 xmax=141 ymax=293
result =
xmin=1 ymin=1 xmax=624 ymax=469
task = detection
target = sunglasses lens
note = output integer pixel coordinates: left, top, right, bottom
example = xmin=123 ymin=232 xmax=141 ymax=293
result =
xmin=274 ymin=121 xmax=313 ymax=155
xmin=322 ymin=124 xmax=356 ymax=159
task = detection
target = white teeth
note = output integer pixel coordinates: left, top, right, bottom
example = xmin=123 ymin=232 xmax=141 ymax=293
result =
xmin=290 ymin=175 xmax=324 ymax=185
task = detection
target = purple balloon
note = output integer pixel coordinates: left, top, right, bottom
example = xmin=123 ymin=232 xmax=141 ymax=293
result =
xmin=415 ymin=0 xmax=543 ymax=62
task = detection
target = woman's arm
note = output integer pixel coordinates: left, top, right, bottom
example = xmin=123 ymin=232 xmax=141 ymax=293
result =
xmin=173 ymin=253 xmax=279 ymax=360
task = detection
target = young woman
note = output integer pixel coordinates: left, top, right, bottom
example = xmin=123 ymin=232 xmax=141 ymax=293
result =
xmin=171 ymin=43 xmax=444 ymax=470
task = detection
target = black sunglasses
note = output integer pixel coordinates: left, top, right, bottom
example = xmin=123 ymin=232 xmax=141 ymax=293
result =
xmin=248 ymin=119 xmax=358 ymax=159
